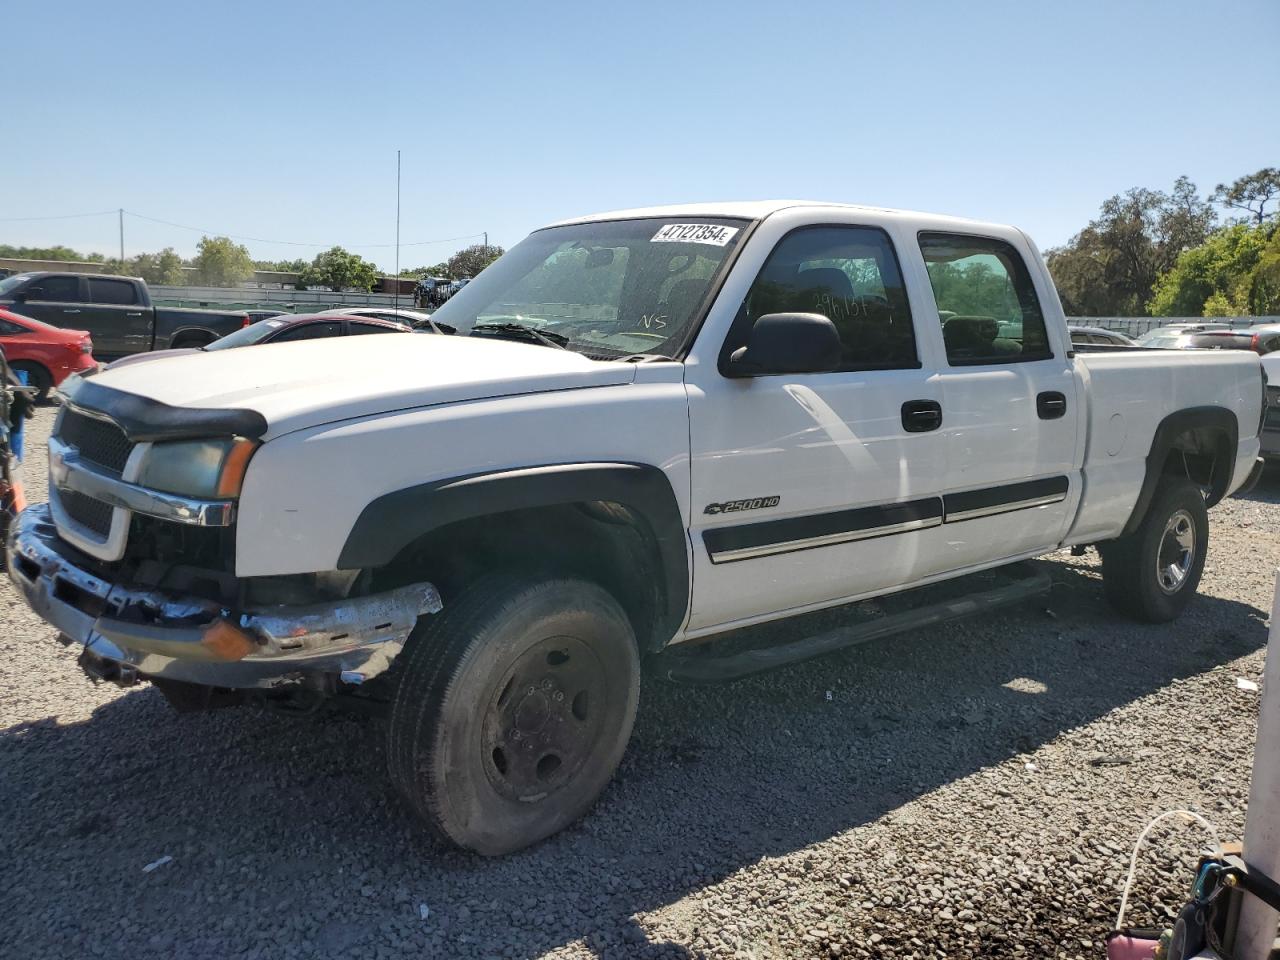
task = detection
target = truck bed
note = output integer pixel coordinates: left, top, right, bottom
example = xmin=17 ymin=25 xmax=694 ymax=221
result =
xmin=1068 ymin=348 xmax=1263 ymax=544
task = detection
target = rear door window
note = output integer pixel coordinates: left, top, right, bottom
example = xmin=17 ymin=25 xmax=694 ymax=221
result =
xmin=270 ymin=321 xmax=343 ymax=342
xmin=919 ymin=233 xmax=1052 ymax=365
xmin=87 ymin=278 xmax=140 ymax=305
xmin=0 ymin=317 xmax=28 ymax=335
xmin=348 ymin=322 xmax=404 ymax=335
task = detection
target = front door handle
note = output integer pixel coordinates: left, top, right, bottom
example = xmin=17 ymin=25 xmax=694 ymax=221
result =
xmin=62 ymin=308 xmax=82 ymax=314
xmin=1037 ymin=391 xmax=1068 ymax=420
xmin=126 ymin=311 xmax=143 ymax=317
xmin=902 ymin=399 xmax=943 ymax=433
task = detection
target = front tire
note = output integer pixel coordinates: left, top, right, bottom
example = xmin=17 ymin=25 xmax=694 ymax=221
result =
xmin=387 ymin=575 xmax=640 ymax=855
xmin=1100 ymin=476 xmax=1209 ymax=623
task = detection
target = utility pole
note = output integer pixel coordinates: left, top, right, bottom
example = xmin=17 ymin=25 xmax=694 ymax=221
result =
xmin=394 ymin=150 xmax=401 ymax=311
xmin=118 ymin=209 xmax=124 ymax=264
xmin=484 ymin=231 xmax=488 ymax=250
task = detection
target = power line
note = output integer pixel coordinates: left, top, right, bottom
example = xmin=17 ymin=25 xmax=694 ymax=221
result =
xmin=0 ymin=209 xmax=118 ymax=222
xmin=121 ymin=210 xmax=484 ymax=249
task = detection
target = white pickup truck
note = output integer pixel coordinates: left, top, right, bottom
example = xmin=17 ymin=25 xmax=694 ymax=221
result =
xmin=7 ymin=201 xmax=1266 ymax=854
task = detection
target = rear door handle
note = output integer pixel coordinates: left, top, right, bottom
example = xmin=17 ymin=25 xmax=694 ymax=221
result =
xmin=62 ymin=308 xmax=82 ymax=314
xmin=126 ymin=311 xmax=143 ymax=317
xmin=901 ymin=399 xmax=943 ymax=432
xmin=1037 ymin=391 xmax=1067 ymax=419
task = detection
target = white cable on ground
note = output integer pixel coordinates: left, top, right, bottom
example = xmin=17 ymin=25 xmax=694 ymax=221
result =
xmin=1116 ymin=809 xmax=1222 ymax=931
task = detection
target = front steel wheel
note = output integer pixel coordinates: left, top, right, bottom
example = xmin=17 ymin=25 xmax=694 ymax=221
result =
xmin=387 ymin=575 xmax=639 ymax=855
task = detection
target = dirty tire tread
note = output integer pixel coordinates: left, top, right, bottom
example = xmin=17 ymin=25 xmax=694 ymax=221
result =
xmin=1100 ymin=476 xmax=1208 ymax=623
xmin=387 ymin=574 xmax=639 ymax=855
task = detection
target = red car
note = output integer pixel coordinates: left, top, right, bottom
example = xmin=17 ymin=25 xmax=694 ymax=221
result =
xmin=0 ymin=307 xmax=97 ymax=401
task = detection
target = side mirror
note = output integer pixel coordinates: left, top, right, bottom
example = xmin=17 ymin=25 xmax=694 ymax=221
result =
xmin=725 ymin=313 xmax=842 ymax=377
xmin=10 ymin=289 xmax=30 ymax=303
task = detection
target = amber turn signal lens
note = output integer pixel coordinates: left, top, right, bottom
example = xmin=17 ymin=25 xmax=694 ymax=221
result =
xmin=200 ymin=619 xmax=256 ymax=661
xmin=216 ymin=440 xmax=258 ymax=498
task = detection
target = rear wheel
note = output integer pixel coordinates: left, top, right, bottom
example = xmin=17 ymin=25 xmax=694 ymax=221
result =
xmin=387 ymin=575 xmax=640 ymax=855
xmin=9 ymin=361 xmax=52 ymax=403
xmin=1100 ymin=477 xmax=1208 ymax=623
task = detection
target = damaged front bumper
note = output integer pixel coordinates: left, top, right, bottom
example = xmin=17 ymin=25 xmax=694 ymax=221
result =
xmin=6 ymin=503 xmax=441 ymax=690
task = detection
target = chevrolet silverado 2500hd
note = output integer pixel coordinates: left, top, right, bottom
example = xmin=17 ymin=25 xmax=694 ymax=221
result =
xmin=6 ymin=201 xmax=1267 ymax=854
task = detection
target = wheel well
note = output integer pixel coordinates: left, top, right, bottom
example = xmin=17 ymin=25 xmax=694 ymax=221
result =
xmin=170 ymin=331 xmax=215 ymax=348
xmin=8 ymin=359 xmax=49 ymax=380
xmin=371 ymin=501 xmax=673 ymax=652
xmin=1159 ymin=427 xmax=1231 ymax=501
xmin=1122 ymin=407 xmax=1237 ymax=536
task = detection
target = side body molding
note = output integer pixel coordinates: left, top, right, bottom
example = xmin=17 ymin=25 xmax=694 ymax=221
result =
xmin=337 ymin=462 xmax=690 ymax=634
xmin=1121 ymin=405 xmax=1238 ymax=536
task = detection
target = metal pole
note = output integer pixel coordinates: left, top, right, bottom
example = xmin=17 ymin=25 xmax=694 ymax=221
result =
xmin=394 ymin=151 xmax=401 ymax=311
xmin=118 ymin=208 xmax=124 ymax=264
xmin=484 ymin=231 xmax=488 ymax=250
xmin=1238 ymin=570 xmax=1280 ymax=959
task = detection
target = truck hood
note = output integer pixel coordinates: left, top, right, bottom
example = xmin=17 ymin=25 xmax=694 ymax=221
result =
xmin=80 ymin=334 xmax=638 ymax=438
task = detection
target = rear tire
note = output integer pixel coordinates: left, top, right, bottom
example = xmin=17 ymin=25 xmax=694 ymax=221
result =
xmin=387 ymin=574 xmax=640 ymax=855
xmin=1100 ymin=477 xmax=1208 ymax=623
xmin=9 ymin=361 xmax=52 ymax=403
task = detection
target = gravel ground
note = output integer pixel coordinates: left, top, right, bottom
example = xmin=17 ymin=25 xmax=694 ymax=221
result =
xmin=2 ymin=405 xmax=1278 ymax=960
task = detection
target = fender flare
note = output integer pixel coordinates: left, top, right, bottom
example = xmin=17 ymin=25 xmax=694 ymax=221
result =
xmin=1121 ymin=405 xmax=1238 ymax=536
xmin=337 ymin=462 xmax=690 ymax=634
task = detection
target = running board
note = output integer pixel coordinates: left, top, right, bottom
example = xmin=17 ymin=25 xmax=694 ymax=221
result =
xmin=659 ymin=564 xmax=1052 ymax=684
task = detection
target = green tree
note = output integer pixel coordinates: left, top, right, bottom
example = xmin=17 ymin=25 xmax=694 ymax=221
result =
xmin=192 ymin=236 xmax=254 ymax=287
xmin=1148 ymin=223 xmax=1272 ymax=316
xmin=444 ymin=243 xmax=504 ymax=279
xmin=1213 ymin=168 xmax=1280 ymax=225
xmin=131 ymin=247 xmax=187 ymax=285
xmin=0 ymin=244 xmax=104 ymax=263
xmin=254 ymin=258 xmax=309 ymax=273
xmin=298 ymin=246 xmax=378 ymax=292
xmin=1046 ymin=176 xmax=1217 ymax=315
xmin=1247 ymin=229 xmax=1280 ymax=315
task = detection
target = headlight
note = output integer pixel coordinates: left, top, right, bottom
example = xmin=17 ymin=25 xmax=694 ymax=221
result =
xmin=138 ymin=438 xmax=258 ymax=499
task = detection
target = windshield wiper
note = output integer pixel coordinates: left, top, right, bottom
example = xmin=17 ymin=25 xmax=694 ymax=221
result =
xmin=412 ymin=317 xmax=456 ymax=335
xmin=619 ymin=353 xmax=674 ymax=363
xmin=471 ymin=322 xmax=570 ymax=349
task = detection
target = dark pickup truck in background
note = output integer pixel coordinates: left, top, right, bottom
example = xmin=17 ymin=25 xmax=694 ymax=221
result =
xmin=0 ymin=272 xmax=249 ymax=358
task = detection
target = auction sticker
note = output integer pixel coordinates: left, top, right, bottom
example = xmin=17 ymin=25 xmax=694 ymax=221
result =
xmin=651 ymin=223 xmax=740 ymax=246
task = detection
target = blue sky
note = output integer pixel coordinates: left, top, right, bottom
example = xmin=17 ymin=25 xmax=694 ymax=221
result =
xmin=4 ymin=0 xmax=1277 ymax=271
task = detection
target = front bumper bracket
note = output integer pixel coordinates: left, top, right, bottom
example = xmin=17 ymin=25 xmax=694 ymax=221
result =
xmin=7 ymin=503 xmax=441 ymax=689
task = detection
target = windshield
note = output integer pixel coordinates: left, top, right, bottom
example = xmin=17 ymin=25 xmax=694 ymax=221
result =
xmin=429 ymin=217 xmax=749 ymax=359
xmin=0 ymin=274 xmax=36 ymax=296
xmin=203 ymin=316 xmax=293 ymax=350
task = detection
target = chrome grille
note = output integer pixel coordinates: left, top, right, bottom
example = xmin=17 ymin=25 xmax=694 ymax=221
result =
xmin=59 ymin=488 xmax=114 ymax=537
xmin=58 ymin=409 xmax=133 ymax=475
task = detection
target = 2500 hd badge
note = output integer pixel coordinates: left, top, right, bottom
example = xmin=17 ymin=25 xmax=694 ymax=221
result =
xmin=704 ymin=496 xmax=781 ymax=515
